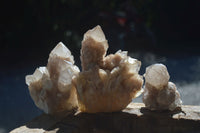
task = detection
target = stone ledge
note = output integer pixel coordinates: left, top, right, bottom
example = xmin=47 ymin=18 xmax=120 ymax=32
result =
xmin=11 ymin=103 xmax=200 ymax=133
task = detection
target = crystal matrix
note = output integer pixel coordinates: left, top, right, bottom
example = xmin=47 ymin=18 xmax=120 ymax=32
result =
xmin=73 ymin=25 xmax=143 ymax=113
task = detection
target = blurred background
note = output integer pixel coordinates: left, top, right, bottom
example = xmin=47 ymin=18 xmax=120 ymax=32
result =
xmin=0 ymin=0 xmax=200 ymax=132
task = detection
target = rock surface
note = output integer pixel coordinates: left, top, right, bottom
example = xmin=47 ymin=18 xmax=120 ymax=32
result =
xmin=74 ymin=25 xmax=143 ymax=113
xmin=143 ymin=64 xmax=182 ymax=111
xmin=10 ymin=103 xmax=200 ymax=133
xmin=26 ymin=42 xmax=80 ymax=114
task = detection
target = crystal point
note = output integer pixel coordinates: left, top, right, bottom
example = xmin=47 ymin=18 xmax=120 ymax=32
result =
xmin=49 ymin=42 xmax=74 ymax=63
xmin=81 ymin=26 xmax=108 ymax=71
xmin=83 ymin=25 xmax=106 ymax=42
xmin=145 ymin=63 xmax=169 ymax=89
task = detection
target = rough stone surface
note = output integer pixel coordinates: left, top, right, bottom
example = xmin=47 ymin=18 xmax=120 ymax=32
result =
xmin=74 ymin=25 xmax=143 ymax=113
xmin=143 ymin=64 xmax=182 ymax=111
xmin=26 ymin=42 xmax=80 ymax=114
xmin=10 ymin=103 xmax=200 ymax=133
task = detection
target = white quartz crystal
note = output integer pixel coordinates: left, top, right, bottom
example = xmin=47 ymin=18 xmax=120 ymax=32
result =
xmin=25 ymin=42 xmax=79 ymax=114
xmin=145 ymin=64 xmax=169 ymax=89
xmin=143 ymin=63 xmax=182 ymax=111
xmin=74 ymin=25 xmax=143 ymax=113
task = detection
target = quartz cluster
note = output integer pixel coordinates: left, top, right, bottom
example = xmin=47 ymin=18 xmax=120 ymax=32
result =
xmin=26 ymin=42 xmax=80 ymax=114
xmin=143 ymin=64 xmax=182 ymax=111
xmin=73 ymin=25 xmax=143 ymax=113
xmin=26 ymin=25 xmax=182 ymax=114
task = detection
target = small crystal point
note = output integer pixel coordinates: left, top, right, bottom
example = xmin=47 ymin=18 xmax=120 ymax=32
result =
xmin=49 ymin=42 xmax=74 ymax=63
xmin=143 ymin=63 xmax=182 ymax=111
xmin=25 ymin=67 xmax=48 ymax=86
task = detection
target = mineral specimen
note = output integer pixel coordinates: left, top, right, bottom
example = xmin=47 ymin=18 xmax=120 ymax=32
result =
xmin=73 ymin=25 xmax=144 ymax=113
xmin=143 ymin=64 xmax=182 ymax=111
xmin=26 ymin=42 xmax=80 ymax=114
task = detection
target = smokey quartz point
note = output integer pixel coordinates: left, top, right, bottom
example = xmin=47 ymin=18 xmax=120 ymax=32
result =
xmin=143 ymin=64 xmax=182 ymax=111
xmin=73 ymin=25 xmax=144 ymax=113
xmin=26 ymin=42 xmax=79 ymax=114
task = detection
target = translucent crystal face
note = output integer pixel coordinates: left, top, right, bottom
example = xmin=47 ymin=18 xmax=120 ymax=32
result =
xmin=49 ymin=42 xmax=73 ymax=61
xmin=145 ymin=64 xmax=170 ymax=89
xmin=83 ymin=25 xmax=106 ymax=42
xmin=26 ymin=67 xmax=48 ymax=85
